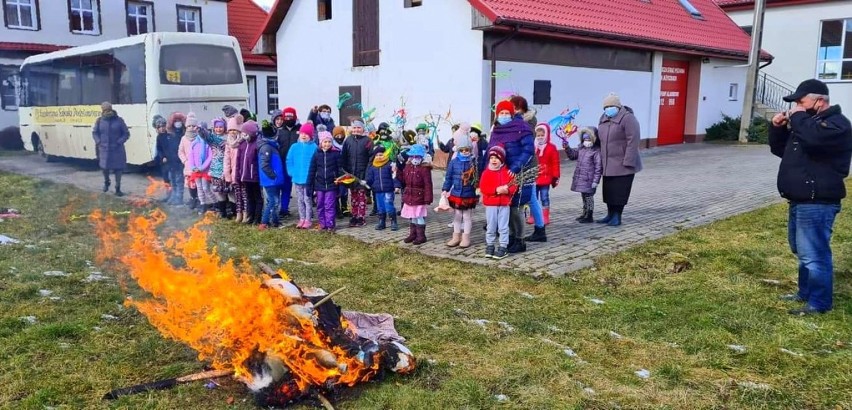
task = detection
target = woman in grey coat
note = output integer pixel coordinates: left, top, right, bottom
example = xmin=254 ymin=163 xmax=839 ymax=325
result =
xmin=92 ymin=102 xmax=130 ymax=196
xmin=596 ymin=93 xmax=642 ymax=226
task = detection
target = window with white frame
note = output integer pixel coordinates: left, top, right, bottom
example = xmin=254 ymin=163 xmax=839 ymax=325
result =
xmin=69 ymin=0 xmax=99 ymax=34
xmin=1 ymin=67 xmax=20 ymax=111
xmin=127 ymin=1 xmax=153 ymax=35
xmin=3 ymin=0 xmax=39 ymax=30
xmin=267 ymin=77 xmax=278 ymax=115
xmin=728 ymin=83 xmax=739 ymax=101
xmin=817 ymin=18 xmax=852 ymax=81
xmin=246 ymin=76 xmax=257 ymax=115
xmin=177 ymin=5 xmax=201 ymax=33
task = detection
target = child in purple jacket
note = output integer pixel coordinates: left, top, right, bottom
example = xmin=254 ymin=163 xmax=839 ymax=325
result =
xmin=565 ymin=127 xmax=602 ymax=223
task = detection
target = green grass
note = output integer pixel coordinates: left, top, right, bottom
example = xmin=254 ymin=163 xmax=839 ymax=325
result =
xmin=0 ymin=171 xmax=850 ymax=409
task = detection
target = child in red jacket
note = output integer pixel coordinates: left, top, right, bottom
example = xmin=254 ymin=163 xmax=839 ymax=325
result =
xmin=530 ymin=123 xmax=560 ymax=225
xmin=479 ymin=146 xmax=517 ymax=259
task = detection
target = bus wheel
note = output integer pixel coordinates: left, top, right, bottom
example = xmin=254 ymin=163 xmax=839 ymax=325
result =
xmin=31 ymin=134 xmax=56 ymax=163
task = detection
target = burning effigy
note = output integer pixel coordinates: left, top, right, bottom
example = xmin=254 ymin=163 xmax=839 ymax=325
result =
xmin=91 ymin=209 xmax=415 ymax=407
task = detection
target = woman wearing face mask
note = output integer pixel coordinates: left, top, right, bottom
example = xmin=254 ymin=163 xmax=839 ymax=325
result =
xmin=596 ymin=92 xmax=642 ymax=227
xmin=487 ymin=100 xmax=537 ymax=254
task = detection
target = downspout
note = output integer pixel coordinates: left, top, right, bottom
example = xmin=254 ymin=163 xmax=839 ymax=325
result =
xmin=489 ymin=25 xmax=519 ymax=123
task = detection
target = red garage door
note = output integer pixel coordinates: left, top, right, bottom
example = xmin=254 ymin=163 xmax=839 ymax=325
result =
xmin=657 ymin=60 xmax=689 ymax=146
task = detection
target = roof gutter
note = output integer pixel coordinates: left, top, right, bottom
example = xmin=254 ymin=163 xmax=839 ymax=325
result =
xmin=489 ymin=24 xmax=518 ymax=123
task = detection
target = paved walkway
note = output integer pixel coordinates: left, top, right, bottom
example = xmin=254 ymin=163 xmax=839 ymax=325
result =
xmin=0 ymin=144 xmax=782 ymax=276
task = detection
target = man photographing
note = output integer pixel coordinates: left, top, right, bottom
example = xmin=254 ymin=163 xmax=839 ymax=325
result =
xmin=769 ymin=79 xmax=852 ymax=315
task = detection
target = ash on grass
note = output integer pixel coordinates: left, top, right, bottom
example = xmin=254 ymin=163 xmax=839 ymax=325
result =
xmin=0 ymin=171 xmax=850 ymax=409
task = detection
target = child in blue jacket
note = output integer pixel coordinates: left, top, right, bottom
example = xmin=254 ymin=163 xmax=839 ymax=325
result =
xmin=365 ymin=146 xmax=399 ymax=231
xmin=441 ymin=124 xmax=479 ymax=248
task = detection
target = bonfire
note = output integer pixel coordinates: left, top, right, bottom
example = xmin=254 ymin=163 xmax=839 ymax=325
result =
xmin=91 ymin=209 xmax=415 ymax=407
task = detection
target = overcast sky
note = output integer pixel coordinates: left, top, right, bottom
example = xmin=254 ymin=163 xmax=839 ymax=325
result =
xmin=252 ymin=0 xmax=274 ymax=10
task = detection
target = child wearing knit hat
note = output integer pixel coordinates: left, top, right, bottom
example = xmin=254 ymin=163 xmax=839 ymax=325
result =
xmin=330 ymin=125 xmax=350 ymax=218
xmin=365 ymin=146 xmax=399 ymax=231
xmin=153 ymin=114 xmax=184 ymax=205
xmin=441 ymin=123 xmax=479 ymax=248
xmin=178 ymin=112 xmax=201 ymax=209
xmin=235 ymin=121 xmax=263 ymax=224
xmin=286 ymin=122 xmax=319 ymax=228
xmin=479 ymin=145 xmax=516 ymax=259
xmin=309 ymin=131 xmax=343 ymax=231
xmin=530 ymin=123 xmax=561 ymax=226
xmin=206 ymin=118 xmax=231 ymax=218
xmin=223 ymin=115 xmax=245 ymax=221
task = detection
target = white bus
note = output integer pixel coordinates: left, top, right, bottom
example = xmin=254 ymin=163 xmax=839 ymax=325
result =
xmin=18 ymin=33 xmax=249 ymax=165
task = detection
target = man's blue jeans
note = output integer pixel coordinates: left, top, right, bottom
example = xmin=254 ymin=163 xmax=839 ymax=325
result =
xmin=263 ymin=186 xmax=283 ymax=226
xmin=788 ymin=203 xmax=841 ymax=312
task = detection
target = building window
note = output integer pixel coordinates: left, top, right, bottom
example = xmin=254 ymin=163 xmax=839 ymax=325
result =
xmin=677 ymin=0 xmax=702 ymax=19
xmin=728 ymin=83 xmax=739 ymax=101
xmin=68 ymin=0 xmax=99 ymax=34
xmin=817 ymin=19 xmax=852 ymax=81
xmin=246 ymin=75 xmax=257 ymax=114
xmin=353 ymin=0 xmax=379 ymax=67
xmin=177 ymin=5 xmax=201 ymax=33
xmin=127 ymin=1 xmax=153 ymax=35
xmin=404 ymin=0 xmax=422 ymax=7
xmin=317 ymin=0 xmax=331 ymax=21
xmin=1 ymin=67 xmax=20 ymax=111
xmin=267 ymin=76 xmax=278 ymax=115
xmin=3 ymin=0 xmax=39 ymax=30
xmin=533 ymin=80 xmax=551 ymax=105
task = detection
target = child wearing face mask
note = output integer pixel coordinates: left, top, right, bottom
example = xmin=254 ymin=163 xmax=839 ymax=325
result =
xmin=564 ymin=127 xmax=602 ymax=223
xmin=223 ymin=115 xmax=245 ymax=221
xmin=177 ymin=112 xmax=200 ymax=209
xmin=287 ymin=122 xmax=318 ymax=229
xmin=308 ymin=104 xmax=336 ymax=139
xmin=205 ymin=118 xmax=231 ymax=218
xmin=531 ymin=123 xmax=561 ymax=225
xmin=441 ymin=123 xmax=479 ymax=248
xmin=398 ymin=144 xmax=433 ymax=245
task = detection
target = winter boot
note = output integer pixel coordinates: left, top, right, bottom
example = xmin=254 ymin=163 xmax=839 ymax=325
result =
xmin=114 ymin=185 xmax=124 ymax=197
xmin=607 ymin=212 xmax=622 ymax=227
xmin=403 ymin=223 xmax=417 ymax=243
xmin=412 ymin=224 xmax=427 ymax=245
xmin=218 ymin=201 xmax=228 ymax=218
xmin=389 ymin=214 xmax=399 ymax=231
xmin=543 ymin=208 xmax=551 ymax=225
xmin=102 ymin=180 xmax=110 ymax=193
xmin=525 ymin=226 xmax=547 ymax=242
xmin=507 ymin=237 xmax=526 ymax=254
xmin=579 ymin=211 xmax=594 ymax=223
xmin=375 ymin=213 xmax=387 ymax=230
xmin=596 ymin=210 xmax=613 ymax=224
xmin=575 ymin=210 xmax=588 ymax=222
xmin=446 ymin=232 xmax=461 ymax=247
xmin=459 ymin=233 xmax=471 ymax=248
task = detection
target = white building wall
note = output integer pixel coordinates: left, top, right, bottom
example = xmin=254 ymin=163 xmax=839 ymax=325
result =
xmin=0 ymin=0 xmax=227 ymax=46
xmin=489 ymin=61 xmax=655 ymax=144
xmin=275 ymin=0 xmax=483 ymax=142
xmin=726 ymin=2 xmax=852 ymax=110
xmin=695 ymin=58 xmax=748 ymax=132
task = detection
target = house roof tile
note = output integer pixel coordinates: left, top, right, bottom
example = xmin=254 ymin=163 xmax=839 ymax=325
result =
xmin=469 ymin=0 xmax=758 ymax=59
xmin=228 ymin=0 xmax=276 ymax=68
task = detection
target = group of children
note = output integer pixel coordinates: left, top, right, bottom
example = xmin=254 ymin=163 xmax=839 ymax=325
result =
xmin=152 ymin=104 xmax=604 ymax=259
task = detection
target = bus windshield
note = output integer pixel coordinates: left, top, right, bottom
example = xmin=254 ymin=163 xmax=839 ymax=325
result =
xmin=159 ymin=44 xmax=242 ymax=86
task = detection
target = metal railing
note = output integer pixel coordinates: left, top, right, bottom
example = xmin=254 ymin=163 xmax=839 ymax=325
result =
xmin=755 ymin=71 xmax=794 ymax=113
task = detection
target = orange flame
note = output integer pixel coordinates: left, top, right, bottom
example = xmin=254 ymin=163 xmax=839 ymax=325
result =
xmin=145 ymin=176 xmax=170 ymax=198
xmin=91 ymin=210 xmax=380 ymax=392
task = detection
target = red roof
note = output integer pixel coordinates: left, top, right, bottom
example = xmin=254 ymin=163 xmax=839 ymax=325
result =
xmin=228 ymin=0 xmax=276 ymax=68
xmin=256 ymin=0 xmax=767 ymax=61
xmin=0 ymin=42 xmax=68 ymax=53
xmin=469 ymin=0 xmax=757 ymax=59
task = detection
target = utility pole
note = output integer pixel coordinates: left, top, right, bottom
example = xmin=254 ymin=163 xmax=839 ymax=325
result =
xmin=738 ymin=0 xmax=767 ymax=143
